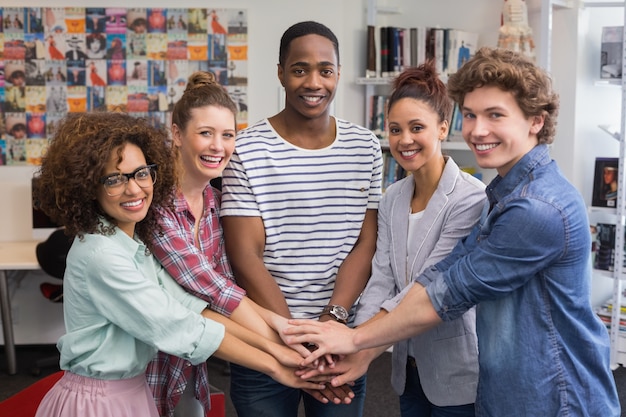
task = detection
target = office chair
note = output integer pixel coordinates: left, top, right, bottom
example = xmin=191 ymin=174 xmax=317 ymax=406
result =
xmin=32 ymin=229 xmax=71 ymax=376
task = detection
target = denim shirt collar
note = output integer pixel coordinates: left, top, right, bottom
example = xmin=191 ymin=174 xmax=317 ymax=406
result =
xmin=485 ymin=144 xmax=551 ymax=211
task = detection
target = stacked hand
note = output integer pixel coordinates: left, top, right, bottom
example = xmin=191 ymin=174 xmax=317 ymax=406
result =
xmin=265 ymin=315 xmax=357 ymax=404
xmin=278 ymin=318 xmax=383 ymax=404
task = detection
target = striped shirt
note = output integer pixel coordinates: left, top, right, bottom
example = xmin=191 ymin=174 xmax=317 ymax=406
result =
xmin=221 ymin=118 xmax=383 ymax=319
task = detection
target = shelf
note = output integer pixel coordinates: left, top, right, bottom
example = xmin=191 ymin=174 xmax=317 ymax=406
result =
xmin=581 ymin=1 xmax=625 ymax=8
xmin=551 ymin=0 xmax=575 ymax=7
xmin=356 ymin=77 xmax=394 ymax=85
xmin=595 ymin=79 xmax=623 ymax=87
xmin=442 ymin=141 xmax=470 ymax=151
xmin=594 ymin=268 xmax=621 ymax=278
xmin=598 ymin=124 xmax=622 ymax=140
xmin=588 ymin=205 xmax=619 ymax=219
xmin=375 ymin=5 xmax=401 ymax=14
xmin=378 ymin=140 xmax=471 ymax=152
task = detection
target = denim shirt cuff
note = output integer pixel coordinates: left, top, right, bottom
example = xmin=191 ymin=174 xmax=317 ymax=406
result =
xmin=426 ymin=276 xmax=471 ymax=322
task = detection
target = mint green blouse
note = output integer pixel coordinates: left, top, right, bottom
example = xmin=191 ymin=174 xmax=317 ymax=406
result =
xmin=57 ymin=221 xmax=224 ymax=379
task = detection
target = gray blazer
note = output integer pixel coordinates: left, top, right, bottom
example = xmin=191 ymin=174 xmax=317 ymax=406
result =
xmin=355 ymin=157 xmax=485 ymax=406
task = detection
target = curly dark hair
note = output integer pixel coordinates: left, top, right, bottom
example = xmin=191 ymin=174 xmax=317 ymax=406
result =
xmin=447 ymin=47 xmax=559 ymax=145
xmin=388 ymin=60 xmax=453 ymax=125
xmin=33 ymin=112 xmax=177 ymax=251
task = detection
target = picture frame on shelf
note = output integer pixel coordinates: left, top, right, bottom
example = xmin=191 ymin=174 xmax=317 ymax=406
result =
xmin=591 ymin=157 xmax=619 ymax=208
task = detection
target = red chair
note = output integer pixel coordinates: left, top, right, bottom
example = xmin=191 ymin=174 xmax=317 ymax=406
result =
xmin=0 ymin=371 xmax=64 ymax=417
xmin=207 ymin=386 xmax=225 ymax=417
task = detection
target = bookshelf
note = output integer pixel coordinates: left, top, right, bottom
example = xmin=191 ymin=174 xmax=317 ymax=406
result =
xmin=359 ymin=0 xmax=486 ymax=183
xmin=580 ymin=0 xmax=626 ymax=368
xmin=609 ymin=2 xmax=626 ymax=367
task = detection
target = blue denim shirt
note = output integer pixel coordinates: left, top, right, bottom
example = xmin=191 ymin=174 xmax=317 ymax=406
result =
xmin=423 ymin=145 xmax=620 ymax=416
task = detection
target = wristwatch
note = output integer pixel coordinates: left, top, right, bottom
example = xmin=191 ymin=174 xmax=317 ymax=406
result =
xmin=321 ymin=305 xmax=349 ymax=324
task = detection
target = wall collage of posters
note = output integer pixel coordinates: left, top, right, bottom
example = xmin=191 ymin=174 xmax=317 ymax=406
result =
xmin=0 ymin=7 xmax=248 ymax=165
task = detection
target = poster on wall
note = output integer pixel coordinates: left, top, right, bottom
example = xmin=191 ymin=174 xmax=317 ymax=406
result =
xmin=0 ymin=7 xmax=248 ymax=166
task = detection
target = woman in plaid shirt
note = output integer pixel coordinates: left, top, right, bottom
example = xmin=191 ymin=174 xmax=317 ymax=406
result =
xmin=146 ymin=71 xmax=314 ymax=417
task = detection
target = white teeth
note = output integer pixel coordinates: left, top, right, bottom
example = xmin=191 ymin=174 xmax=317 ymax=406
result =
xmin=303 ymin=96 xmax=322 ymax=103
xmin=121 ymin=200 xmax=142 ymax=207
xmin=401 ymin=150 xmax=417 ymax=157
xmin=201 ymin=156 xmax=222 ymax=163
xmin=475 ymin=143 xmax=498 ymax=151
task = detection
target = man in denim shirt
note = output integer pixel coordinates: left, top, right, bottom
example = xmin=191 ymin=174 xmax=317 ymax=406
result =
xmin=285 ymin=47 xmax=620 ymax=416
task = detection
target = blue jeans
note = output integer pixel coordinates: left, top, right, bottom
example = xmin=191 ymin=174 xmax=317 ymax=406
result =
xmin=400 ymin=357 xmax=474 ymax=417
xmin=230 ymin=363 xmax=366 ymax=417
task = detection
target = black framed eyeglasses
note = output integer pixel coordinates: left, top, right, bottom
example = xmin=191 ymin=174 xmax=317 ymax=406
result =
xmin=99 ymin=164 xmax=157 ymax=197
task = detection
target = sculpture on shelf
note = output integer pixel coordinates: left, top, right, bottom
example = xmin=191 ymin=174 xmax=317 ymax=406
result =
xmin=497 ymin=0 xmax=535 ymax=61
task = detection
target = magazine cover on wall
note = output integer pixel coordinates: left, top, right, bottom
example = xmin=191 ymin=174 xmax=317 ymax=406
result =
xmin=0 ymin=6 xmax=248 ymax=166
xmin=591 ymin=157 xmax=619 ymax=208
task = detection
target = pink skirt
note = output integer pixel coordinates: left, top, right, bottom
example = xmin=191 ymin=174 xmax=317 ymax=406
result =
xmin=34 ymin=371 xmax=159 ymax=417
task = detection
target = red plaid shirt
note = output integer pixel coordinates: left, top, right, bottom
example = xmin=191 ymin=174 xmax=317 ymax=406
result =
xmin=147 ymin=185 xmax=245 ymax=416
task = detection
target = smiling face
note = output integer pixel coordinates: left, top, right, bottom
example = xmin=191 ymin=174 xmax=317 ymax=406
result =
xmin=461 ymin=85 xmax=544 ymax=177
xmin=387 ymin=97 xmax=447 ymax=175
xmin=96 ymin=143 xmax=153 ymax=237
xmin=172 ymin=105 xmax=236 ymax=187
xmin=89 ymin=37 xmax=102 ymax=52
xmin=277 ymin=34 xmax=340 ymax=121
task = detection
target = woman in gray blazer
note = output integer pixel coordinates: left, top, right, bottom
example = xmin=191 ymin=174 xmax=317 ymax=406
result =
xmin=354 ymin=62 xmax=486 ymax=416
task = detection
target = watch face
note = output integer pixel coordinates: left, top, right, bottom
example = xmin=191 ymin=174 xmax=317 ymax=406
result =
xmin=331 ymin=305 xmax=348 ymax=321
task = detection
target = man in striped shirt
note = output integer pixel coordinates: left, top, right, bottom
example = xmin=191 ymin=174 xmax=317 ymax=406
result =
xmin=221 ymin=20 xmax=383 ymax=417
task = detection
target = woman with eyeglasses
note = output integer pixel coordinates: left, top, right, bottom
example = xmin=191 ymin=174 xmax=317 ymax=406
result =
xmin=32 ymin=112 xmax=322 ymax=417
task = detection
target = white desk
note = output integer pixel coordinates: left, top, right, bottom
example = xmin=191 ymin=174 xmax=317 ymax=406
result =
xmin=0 ymin=240 xmax=41 ymax=375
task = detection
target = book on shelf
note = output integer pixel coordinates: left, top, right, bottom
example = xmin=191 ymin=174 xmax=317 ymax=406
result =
xmin=596 ymin=304 xmax=626 ymax=332
xmin=591 ymin=222 xmax=616 ymax=271
xmin=368 ymin=94 xmax=388 ymax=141
xmin=393 ymin=27 xmax=402 ymax=74
xmin=380 ymin=26 xmax=390 ymax=77
xmin=381 ymin=150 xmax=406 ymax=192
xmin=600 ymin=26 xmax=623 ymax=79
xmin=427 ymin=27 xmax=446 ymax=75
xmin=402 ymin=27 xmax=411 ymax=72
xmin=590 ymin=221 xmax=626 ymax=272
xmin=591 ymin=157 xmax=619 ymax=208
xmin=446 ymin=30 xmax=479 ymax=74
xmin=597 ymin=299 xmax=626 ymax=333
xmin=366 ymin=25 xmax=377 ymax=78
xmin=363 ymin=26 xmax=478 ymax=79
xmin=448 ymin=104 xmax=464 ymax=141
